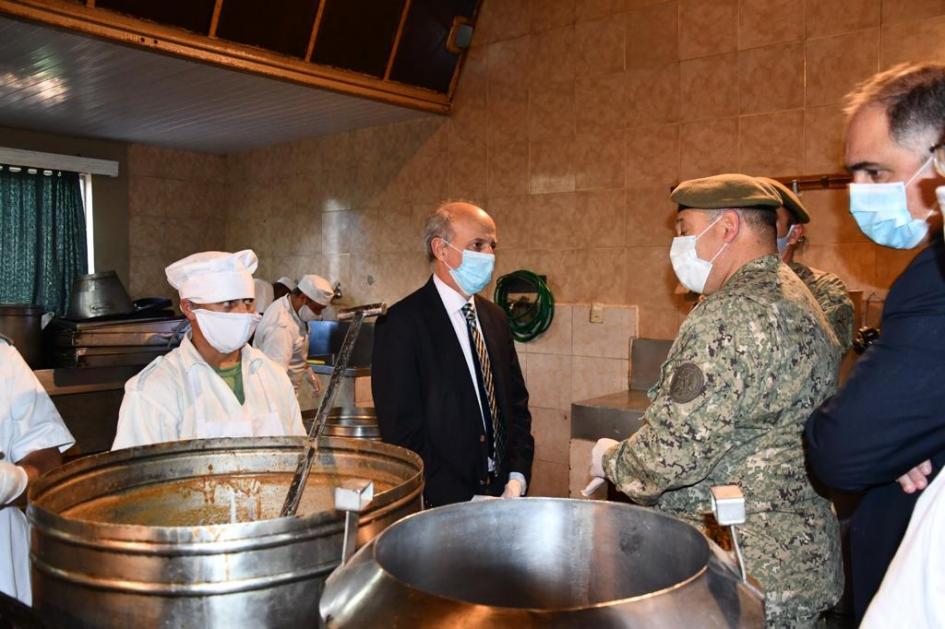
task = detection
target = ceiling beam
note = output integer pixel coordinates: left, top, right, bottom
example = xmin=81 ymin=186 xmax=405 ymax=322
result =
xmin=0 ymin=0 xmax=451 ymax=114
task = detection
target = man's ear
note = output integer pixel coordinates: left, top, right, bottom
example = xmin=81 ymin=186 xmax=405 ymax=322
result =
xmin=790 ymin=223 xmax=806 ymax=246
xmin=179 ymin=299 xmax=196 ymax=320
xmin=720 ymin=210 xmax=741 ymax=243
xmin=433 ymin=237 xmax=448 ymax=262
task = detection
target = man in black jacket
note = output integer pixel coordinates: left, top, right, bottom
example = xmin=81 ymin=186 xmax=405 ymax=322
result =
xmin=805 ymin=63 xmax=945 ymax=620
xmin=372 ymin=201 xmax=534 ymax=507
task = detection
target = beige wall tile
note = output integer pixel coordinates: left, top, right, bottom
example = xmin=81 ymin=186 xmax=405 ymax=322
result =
xmin=529 ymin=83 xmax=576 ymax=142
xmin=129 ymin=254 xmax=172 ymax=301
xmin=529 ymin=303 xmax=573 ymax=355
xmin=529 ymin=137 xmax=576 ymax=194
xmin=576 ymin=15 xmax=626 ymax=77
xmin=738 ymin=42 xmax=804 ymax=114
xmin=489 ymin=141 xmax=530 ymax=197
xmin=577 ymin=0 xmax=625 ymax=21
xmin=738 ymin=0 xmax=805 ymax=50
xmin=798 ymin=188 xmax=868 ymax=246
xmin=571 ymin=355 xmax=630 ymax=402
xmin=448 ymin=143 xmax=489 ymax=200
xmin=627 ymin=123 xmax=679 ymax=187
xmin=627 ymin=186 xmax=677 ymax=246
xmin=637 ymin=304 xmax=685 ymax=339
xmin=454 ymin=47 xmax=489 ymax=110
xmin=448 ymin=103 xmax=489 ymax=153
xmin=537 ymin=247 xmax=628 ymax=303
xmin=488 ymin=38 xmax=530 ymax=89
xmin=531 ymin=0 xmax=577 ymax=33
xmin=321 ymin=209 xmax=352 ymax=255
xmin=128 ymin=216 xmax=164 ymax=257
xmin=882 ymin=0 xmax=945 ymax=23
xmin=572 ymin=304 xmax=637 ymax=358
xmin=576 ymin=72 xmax=627 ymax=134
xmin=678 ymin=0 xmax=738 ymax=60
xmin=529 ymin=191 xmax=579 ymax=250
xmin=127 ymin=176 xmax=166 ymax=218
xmin=487 ymin=195 xmax=531 ymax=249
xmin=806 ymin=30 xmax=879 ymax=107
xmin=527 ymin=27 xmax=577 ymax=87
xmin=625 ymin=63 xmax=681 ymax=127
xmin=881 ymin=15 xmax=945 ymax=68
xmin=806 ymin=0 xmax=881 ymax=37
xmin=680 ymin=53 xmax=739 ymax=121
xmin=738 ymin=109 xmax=804 ymax=176
xmin=625 ymin=245 xmax=677 ymax=309
xmin=529 ymin=458 xmax=570 ymax=497
xmin=527 ymin=352 xmax=574 ymax=410
xmin=679 ymin=117 xmax=739 ymax=180
xmin=488 ymin=83 xmax=529 ymax=148
xmin=532 ymin=407 xmax=572 ymax=466
xmin=577 ymin=189 xmax=627 ymax=248
xmin=805 ymin=105 xmax=848 ymax=174
xmin=626 ymin=1 xmax=679 ymax=68
xmin=473 ymin=0 xmax=530 ymax=44
xmin=574 ymin=128 xmax=627 ymax=190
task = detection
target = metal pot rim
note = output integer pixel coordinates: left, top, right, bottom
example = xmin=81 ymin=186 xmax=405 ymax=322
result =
xmin=28 ymin=436 xmax=423 ymax=546
xmin=355 ymin=497 xmax=714 ymax=613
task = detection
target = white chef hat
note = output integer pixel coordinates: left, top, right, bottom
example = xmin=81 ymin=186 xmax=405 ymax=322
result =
xmin=275 ymin=276 xmax=297 ymax=291
xmin=253 ymin=278 xmax=274 ymax=314
xmin=165 ymin=250 xmax=258 ymax=303
xmin=298 ymin=274 xmax=334 ymax=306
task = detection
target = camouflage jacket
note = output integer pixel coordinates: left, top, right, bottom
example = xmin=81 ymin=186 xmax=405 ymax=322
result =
xmin=603 ymin=255 xmax=843 ymax=624
xmin=791 ymin=261 xmax=855 ymax=352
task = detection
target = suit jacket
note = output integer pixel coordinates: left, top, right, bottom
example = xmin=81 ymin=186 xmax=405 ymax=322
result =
xmin=805 ymin=237 xmax=945 ymax=620
xmin=372 ymin=277 xmax=534 ymax=507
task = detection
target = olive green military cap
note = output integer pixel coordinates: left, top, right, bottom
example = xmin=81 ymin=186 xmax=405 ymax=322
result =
xmin=757 ymin=177 xmax=811 ymax=224
xmin=671 ymin=173 xmax=781 ymax=211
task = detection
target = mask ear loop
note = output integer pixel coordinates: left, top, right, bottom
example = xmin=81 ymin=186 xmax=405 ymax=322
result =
xmin=905 ymin=155 xmax=934 ymax=187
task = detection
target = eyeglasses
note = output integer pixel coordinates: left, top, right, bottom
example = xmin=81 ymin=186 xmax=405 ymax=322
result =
xmin=931 ymin=142 xmax=945 ymax=177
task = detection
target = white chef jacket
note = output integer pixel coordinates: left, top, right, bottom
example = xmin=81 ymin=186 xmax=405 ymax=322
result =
xmin=861 ymin=468 xmax=945 ymax=628
xmin=112 ymin=335 xmax=304 ymax=450
xmin=0 ymin=340 xmax=75 ymax=605
xmin=253 ymin=295 xmax=318 ymax=402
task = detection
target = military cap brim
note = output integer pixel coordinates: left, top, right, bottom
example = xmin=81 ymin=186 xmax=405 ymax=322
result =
xmin=757 ymin=177 xmax=811 ymax=224
xmin=671 ymin=173 xmax=782 ymax=211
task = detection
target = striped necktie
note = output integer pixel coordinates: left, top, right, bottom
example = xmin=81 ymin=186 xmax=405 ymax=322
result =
xmin=462 ymin=302 xmax=503 ymax=466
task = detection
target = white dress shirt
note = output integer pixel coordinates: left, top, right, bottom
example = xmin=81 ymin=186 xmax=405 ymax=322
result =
xmin=432 ymin=274 xmax=525 ymax=493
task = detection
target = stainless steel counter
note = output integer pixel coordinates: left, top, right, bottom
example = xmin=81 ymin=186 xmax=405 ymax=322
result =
xmin=571 ymin=390 xmax=648 ymax=441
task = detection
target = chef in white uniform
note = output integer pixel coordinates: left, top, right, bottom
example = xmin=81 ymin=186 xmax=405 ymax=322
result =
xmin=254 ymin=274 xmax=333 ymax=410
xmin=112 ymin=250 xmax=304 ymax=449
xmin=0 ymin=337 xmax=74 ymax=604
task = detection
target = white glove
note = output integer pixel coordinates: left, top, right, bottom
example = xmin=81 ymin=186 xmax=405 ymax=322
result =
xmin=0 ymin=461 xmax=28 ymax=505
xmin=501 ymin=478 xmax=524 ymax=499
xmin=589 ymin=438 xmax=619 ymax=479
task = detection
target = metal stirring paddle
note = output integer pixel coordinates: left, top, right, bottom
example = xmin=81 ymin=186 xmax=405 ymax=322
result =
xmin=280 ymin=303 xmax=387 ymax=518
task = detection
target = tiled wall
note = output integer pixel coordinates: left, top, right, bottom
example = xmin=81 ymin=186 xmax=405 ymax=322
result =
xmin=127 ymin=144 xmax=228 ymax=301
xmin=517 ymin=304 xmax=637 ymax=496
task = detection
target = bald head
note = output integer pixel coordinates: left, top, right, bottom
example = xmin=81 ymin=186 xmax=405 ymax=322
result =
xmin=423 ymin=201 xmax=495 ymax=261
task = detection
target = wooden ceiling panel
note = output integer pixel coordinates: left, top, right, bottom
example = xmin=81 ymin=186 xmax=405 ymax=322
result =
xmin=0 ymin=16 xmax=429 ymax=153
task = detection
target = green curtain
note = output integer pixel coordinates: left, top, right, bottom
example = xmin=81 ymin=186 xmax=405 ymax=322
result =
xmin=0 ymin=166 xmax=87 ymax=315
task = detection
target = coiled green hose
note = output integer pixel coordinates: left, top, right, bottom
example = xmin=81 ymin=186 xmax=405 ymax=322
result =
xmin=494 ymin=270 xmax=555 ymax=343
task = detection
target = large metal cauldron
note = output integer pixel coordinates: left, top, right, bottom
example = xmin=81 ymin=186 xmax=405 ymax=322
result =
xmin=320 ymin=498 xmax=765 ymax=627
xmin=28 ymin=436 xmax=423 ymax=628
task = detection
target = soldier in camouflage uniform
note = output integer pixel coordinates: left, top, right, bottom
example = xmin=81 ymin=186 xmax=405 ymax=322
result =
xmin=761 ymin=177 xmax=855 ymax=351
xmin=589 ymin=174 xmax=844 ymax=628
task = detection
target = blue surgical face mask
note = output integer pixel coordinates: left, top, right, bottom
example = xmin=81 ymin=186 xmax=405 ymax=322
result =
xmin=777 ymin=224 xmax=796 ymax=256
xmin=445 ymin=241 xmax=495 ymax=296
xmin=849 ymin=157 xmax=934 ymax=249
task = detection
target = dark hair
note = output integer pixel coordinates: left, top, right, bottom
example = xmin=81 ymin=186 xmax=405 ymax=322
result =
xmin=845 ymin=63 xmax=945 ymax=153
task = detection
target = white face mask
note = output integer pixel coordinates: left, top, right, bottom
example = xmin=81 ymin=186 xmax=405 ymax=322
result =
xmin=193 ymin=309 xmax=261 ymax=354
xmin=298 ymin=304 xmax=320 ymax=322
xmin=670 ymin=215 xmax=727 ymax=294
xmin=777 ymin=224 xmax=796 ymax=256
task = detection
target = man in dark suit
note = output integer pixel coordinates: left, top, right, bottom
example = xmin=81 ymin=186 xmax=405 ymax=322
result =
xmin=804 ymin=63 xmax=945 ymax=621
xmin=372 ymin=201 xmax=534 ymax=507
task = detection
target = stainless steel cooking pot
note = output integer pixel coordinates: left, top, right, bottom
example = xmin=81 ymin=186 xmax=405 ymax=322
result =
xmin=66 ymin=271 xmax=134 ymax=320
xmin=304 ymin=407 xmax=380 ymax=440
xmin=28 ymin=436 xmax=423 ymax=628
xmin=320 ymin=498 xmax=765 ymax=627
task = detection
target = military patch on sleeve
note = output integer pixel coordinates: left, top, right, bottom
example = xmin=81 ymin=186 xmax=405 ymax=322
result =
xmin=669 ymin=362 xmax=705 ymax=403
